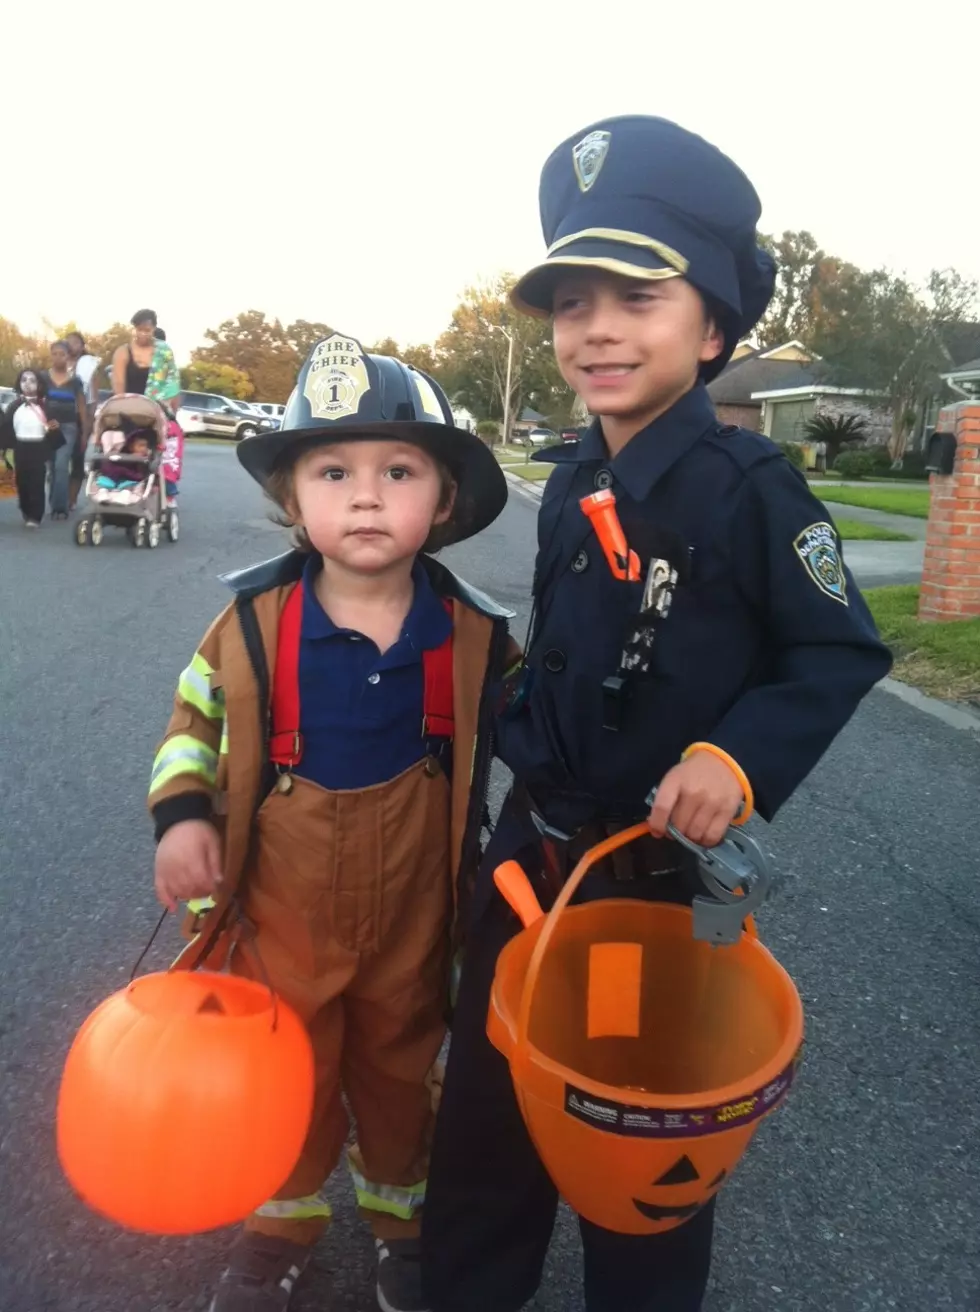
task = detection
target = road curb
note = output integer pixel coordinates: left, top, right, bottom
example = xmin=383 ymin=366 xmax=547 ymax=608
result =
xmin=503 ymin=468 xmax=544 ymax=501
xmin=876 ymin=676 xmax=980 ymax=734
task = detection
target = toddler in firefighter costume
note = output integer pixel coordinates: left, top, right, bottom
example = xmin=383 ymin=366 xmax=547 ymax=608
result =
xmin=420 ymin=118 xmax=893 ymax=1311
xmin=149 ymin=338 xmax=510 ymax=1312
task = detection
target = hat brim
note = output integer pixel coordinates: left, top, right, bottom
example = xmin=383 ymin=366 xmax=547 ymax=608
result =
xmin=512 ymin=237 xmax=682 ymax=316
xmin=236 ymin=420 xmax=508 ymax=548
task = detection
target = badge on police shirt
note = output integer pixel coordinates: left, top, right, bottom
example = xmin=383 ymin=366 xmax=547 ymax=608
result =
xmin=573 ymin=130 xmax=611 ymax=192
xmin=304 ymin=335 xmax=370 ymax=421
xmin=794 ymin=522 xmax=848 ymax=605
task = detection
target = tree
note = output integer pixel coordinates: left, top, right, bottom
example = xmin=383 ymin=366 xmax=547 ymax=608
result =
xmin=284 ymin=319 xmax=336 ymax=360
xmin=0 ymin=317 xmax=40 ymax=384
xmin=435 ymin=275 xmax=572 ymax=437
xmin=84 ymin=322 xmax=132 ymax=372
xmin=756 ymin=230 xmax=866 ymax=350
xmin=813 ymin=266 xmax=980 ymax=461
xmin=180 ymin=361 xmax=255 ymax=399
xmin=366 ymin=338 xmax=443 ymax=380
xmin=194 ymin=312 xmax=342 ymax=402
xmin=801 ymin=412 xmax=868 ymax=467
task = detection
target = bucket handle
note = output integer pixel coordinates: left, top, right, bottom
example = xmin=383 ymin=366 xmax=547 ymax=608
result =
xmin=512 ymin=823 xmax=648 ymax=1082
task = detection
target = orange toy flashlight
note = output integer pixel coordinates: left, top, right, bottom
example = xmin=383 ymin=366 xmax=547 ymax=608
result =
xmin=579 ymin=490 xmax=641 ymax=582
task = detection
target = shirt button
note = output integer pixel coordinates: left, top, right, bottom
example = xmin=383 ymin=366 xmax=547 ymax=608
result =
xmin=367 ymin=672 xmax=381 ymax=685
xmin=543 ymin=648 xmax=566 ymax=673
xmin=594 ymin=469 xmax=613 ymax=491
xmin=571 ymin=549 xmax=589 ymax=574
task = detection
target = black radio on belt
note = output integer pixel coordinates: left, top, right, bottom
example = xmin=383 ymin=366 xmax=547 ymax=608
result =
xmin=589 ymin=500 xmax=688 ymax=732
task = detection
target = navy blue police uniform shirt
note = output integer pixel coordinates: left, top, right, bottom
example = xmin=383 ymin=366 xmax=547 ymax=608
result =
xmin=296 ymin=555 xmax=452 ymax=790
xmin=496 ymin=384 xmax=892 ymax=834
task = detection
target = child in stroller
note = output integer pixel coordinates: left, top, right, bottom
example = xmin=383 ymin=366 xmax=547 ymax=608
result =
xmin=75 ymin=394 xmax=179 ymax=549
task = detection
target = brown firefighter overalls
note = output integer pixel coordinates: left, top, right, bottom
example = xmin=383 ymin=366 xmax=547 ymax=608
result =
xmin=154 ymin=560 xmax=516 ymax=1247
xmin=238 ymin=757 xmax=451 ymax=1244
xmin=236 ymin=580 xmax=454 ymax=1245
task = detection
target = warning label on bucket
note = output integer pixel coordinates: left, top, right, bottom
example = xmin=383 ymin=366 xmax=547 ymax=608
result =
xmin=563 ymin=1050 xmax=801 ymax=1139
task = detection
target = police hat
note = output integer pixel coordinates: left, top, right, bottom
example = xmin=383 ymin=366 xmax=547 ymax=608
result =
xmin=512 ymin=116 xmax=776 ymax=379
xmin=237 ymin=334 xmax=508 ymax=546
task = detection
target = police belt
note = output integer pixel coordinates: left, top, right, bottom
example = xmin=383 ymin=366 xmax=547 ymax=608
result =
xmin=510 ymin=782 xmax=692 ymax=893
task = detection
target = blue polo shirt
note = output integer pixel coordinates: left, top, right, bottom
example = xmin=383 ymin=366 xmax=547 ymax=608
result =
xmin=295 ymin=556 xmax=453 ymax=790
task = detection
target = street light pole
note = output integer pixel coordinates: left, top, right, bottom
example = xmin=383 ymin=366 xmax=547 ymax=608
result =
xmin=494 ymin=325 xmax=515 ymax=450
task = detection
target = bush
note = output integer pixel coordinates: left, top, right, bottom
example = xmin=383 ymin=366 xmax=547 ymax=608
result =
xmin=869 ymin=446 xmax=892 ymax=472
xmin=777 ymin=441 xmax=806 ymax=469
xmin=879 ymin=452 xmax=929 ymax=481
xmin=833 ymin=449 xmax=878 ymax=480
xmin=475 ymin=419 xmax=500 ymax=445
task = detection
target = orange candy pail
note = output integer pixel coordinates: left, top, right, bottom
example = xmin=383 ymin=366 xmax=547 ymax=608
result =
xmin=488 ymin=827 xmax=804 ymax=1234
xmin=57 ymin=971 xmax=314 ymax=1234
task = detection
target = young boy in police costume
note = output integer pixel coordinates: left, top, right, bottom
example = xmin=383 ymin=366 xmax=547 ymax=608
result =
xmin=421 ymin=117 xmax=893 ymax=1312
xmin=149 ymin=338 xmax=511 ymax=1312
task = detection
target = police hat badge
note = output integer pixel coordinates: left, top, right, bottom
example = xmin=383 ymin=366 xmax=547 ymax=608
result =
xmin=573 ymin=129 xmax=611 ymax=193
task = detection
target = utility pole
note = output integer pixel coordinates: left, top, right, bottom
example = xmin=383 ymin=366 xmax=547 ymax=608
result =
xmin=493 ymin=324 xmax=515 ymax=449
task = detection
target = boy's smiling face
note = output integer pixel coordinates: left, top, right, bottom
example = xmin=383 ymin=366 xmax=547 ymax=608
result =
xmin=551 ymin=271 xmax=724 ymax=439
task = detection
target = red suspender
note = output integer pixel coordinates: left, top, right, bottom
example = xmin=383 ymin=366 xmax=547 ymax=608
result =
xmin=269 ymin=582 xmax=305 ymax=768
xmin=268 ymin=585 xmax=454 ymax=771
xmin=423 ymin=600 xmax=455 ymax=739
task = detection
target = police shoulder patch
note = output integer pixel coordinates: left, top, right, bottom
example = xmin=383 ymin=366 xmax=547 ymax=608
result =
xmin=794 ymin=522 xmax=848 ymax=605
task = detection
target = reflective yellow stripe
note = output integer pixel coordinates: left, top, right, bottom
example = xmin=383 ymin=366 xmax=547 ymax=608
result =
xmin=149 ymin=735 xmax=218 ymax=795
xmin=348 ymin=1161 xmax=425 ymax=1220
xmin=254 ymin=1187 xmax=333 ymax=1221
xmin=176 ymin=654 xmax=225 ymax=721
xmin=219 ymin=718 xmax=229 ymax=756
xmin=187 ymin=897 xmax=216 ymax=915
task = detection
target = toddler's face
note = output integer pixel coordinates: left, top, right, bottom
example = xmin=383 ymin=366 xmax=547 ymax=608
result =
xmin=291 ymin=439 xmax=454 ymax=575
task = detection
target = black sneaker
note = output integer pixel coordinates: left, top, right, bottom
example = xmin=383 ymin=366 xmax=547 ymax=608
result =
xmin=209 ymin=1232 xmax=313 ymax=1311
xmin=375 ymin=1238 xmax=429 ymax=1312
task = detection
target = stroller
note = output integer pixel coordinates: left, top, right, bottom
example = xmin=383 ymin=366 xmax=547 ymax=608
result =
xmin=75 ymin=395 xmax=179 ymax=548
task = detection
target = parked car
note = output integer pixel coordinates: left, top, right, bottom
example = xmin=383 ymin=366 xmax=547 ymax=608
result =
xmin=177 ymin=392 xmax=274 ymax=440
xmin=521 ymin=426 xmax=559 ymax=447
xmin=253 ymin=402 xmax=286 ymax=422
xmin=561 ymin=426 xmax=585 ymax=443
xmin=0 ymin=386 xmax=16 ymax=413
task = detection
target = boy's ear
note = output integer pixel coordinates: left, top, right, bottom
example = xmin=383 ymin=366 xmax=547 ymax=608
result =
xmin=699 ymin=316 xmax=725 ymax=366
xmin=433 ymin=480 xmax=458 ymax=527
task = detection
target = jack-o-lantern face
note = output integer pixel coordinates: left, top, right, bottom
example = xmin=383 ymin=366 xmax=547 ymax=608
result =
xmin=632 ymin=1155 xmax=727 ymax=1223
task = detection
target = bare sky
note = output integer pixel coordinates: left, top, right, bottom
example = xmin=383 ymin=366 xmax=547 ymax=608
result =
xmin=5 ymin=0 xmax=978 ymax=371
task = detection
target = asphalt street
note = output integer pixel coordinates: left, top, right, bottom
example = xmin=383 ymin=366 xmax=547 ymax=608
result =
xmin=1 ymin=444 xmax=978 ymax=1312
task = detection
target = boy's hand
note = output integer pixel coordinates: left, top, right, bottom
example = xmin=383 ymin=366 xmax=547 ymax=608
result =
xmin=647 ymin=752 xmax=745 ymax=848
xmin=154 ymin=819 xmax=223 ymax=913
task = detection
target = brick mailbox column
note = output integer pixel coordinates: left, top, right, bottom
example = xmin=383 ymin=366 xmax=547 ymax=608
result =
xmin=919 ymin=402 xmax=980 ymax=621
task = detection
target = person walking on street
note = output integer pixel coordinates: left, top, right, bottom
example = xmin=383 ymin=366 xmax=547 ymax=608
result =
xmin=43 ymin=341 xmax=88 ymax=519
xmin=0 ymin=370 xmax=61 ymax=527
xmin=66 ymin=332 xmax=101 ymax=511
xmin=112 ymin=309 xmax=158 ymax=398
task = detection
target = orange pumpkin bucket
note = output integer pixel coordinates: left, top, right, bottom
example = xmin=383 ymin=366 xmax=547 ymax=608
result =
xmin=57 ymin=970 xmax=314 ymax=1234
xmin=488 ymin=825 xmax=803 ymax=1235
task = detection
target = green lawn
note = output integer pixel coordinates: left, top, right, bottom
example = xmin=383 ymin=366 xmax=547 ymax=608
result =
xmin=835 ymin=518 xmax=913 ymax=542
xmin=818 ymin=487 xmax=930 ymax=519
xmin=864 ymin=585 xmax=980 ymax=702
xmin=512 ymin=464 xmax=553 ymax=482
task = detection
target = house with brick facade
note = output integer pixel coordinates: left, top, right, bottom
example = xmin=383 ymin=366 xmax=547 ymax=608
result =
xmin=706 ymin=340 xmax=815 ymax=431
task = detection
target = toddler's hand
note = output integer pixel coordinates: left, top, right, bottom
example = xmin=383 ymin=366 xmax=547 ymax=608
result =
xmin=647 ymin=752 xmax=745 ymax=848
xmin=154 ymin=819 xmax=222 ymax=913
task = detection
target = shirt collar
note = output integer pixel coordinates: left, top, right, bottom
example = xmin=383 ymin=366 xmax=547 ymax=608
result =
xmin=301 ymin=555 xmax=451 ymax=651
xmin=542 ymin=384 xmax=718 ymax=502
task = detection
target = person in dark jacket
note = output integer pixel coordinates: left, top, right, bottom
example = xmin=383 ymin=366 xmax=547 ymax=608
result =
xmin=421 ymin=115 xmax=893 ymax=1312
